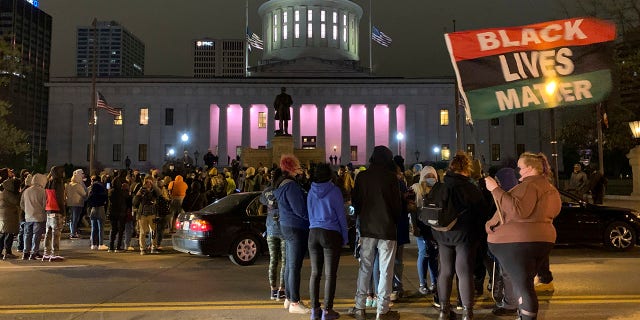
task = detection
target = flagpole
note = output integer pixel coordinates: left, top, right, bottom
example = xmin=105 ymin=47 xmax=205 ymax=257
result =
xmin=453 ymin=19 xmax=462 ymax=152
xmin=368 ymin=0 xmax=372 ymax=75
xmin=245 ymin=0 xmax=249 ymax=77
xmin=89 ymin=18 xmax=97 ymax=176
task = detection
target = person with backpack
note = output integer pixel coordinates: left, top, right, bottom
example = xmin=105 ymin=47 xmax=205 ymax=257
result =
xmin=430 ymin=153 xmax=488 ymax=320
xmin=484 ymin=152 xmax=561 ymax=320
xmin=260 ymin=168 xmax=286 ymax=302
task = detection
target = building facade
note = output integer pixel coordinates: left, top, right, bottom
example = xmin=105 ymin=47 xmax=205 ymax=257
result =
xmin=0 ymin=0 xmax=51 ymax=166
xmin=193 ymin=39 xmax=245 ymax=78
xmin=76 ymin=20 xmax=145 ymax=77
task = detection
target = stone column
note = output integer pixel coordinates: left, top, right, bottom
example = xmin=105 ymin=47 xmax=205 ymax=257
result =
xmin=388 ymin=104 xmax=398 ymax=156
xmin=316 ymin=104 xmax=326 ymax=153
xmin=366 ymin=104 xmax=375 ymax=160
xmin=218 ymin=104 xmax=228 ymax=166
xmin=241 ymin=104 xmax=251 ymax=148
xmin=627 ymin=146 xmax=640 ymax=198
xmin=292 ymin=105 xmax=301 ymax=149
xmin=341 ymin=104 xmax=351 ymax=165
xmin=267 ymin=104 xmax=275 ymax=147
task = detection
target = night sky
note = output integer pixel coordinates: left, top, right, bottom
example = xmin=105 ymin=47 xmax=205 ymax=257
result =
xmin=39 ymin=0 xmax=579 ymax=78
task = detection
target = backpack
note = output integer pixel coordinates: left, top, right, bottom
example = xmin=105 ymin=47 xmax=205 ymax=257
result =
xmin=417 ymin=182 xmax=465 ymax=232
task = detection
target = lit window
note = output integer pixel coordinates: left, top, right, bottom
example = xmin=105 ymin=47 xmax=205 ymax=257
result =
xmin=440 ymin=109 xmax=449 ymax=126
xmin=308 ymin=23 xmax=313 ymax=38
xmin=283 ymin=25 xmax=288 ymax=40
xmin=139 ymin=108 xmax=148 ymax=125
xmin=273 ymin=13 xmax=278 ymax=42
xmin=333 ymin=25 xmax=337 ymax=40
xmin=295 ymin=24 xmax=300 ymax=38
xmin=321 ymin=10 xmax=325 ymax=22
xmin=113 ymin=109 xmax=123 ymax=125
xmin=283 ymin=12 xmax=287 ymax=23
xmin=333 ymin=11 xmax=337 ymax=23
xmin=258 ymin=112 xmax=267 ymax=128
xmin=308 ymin=9 xmax=312 ymax=21
xmin=441 ymin=144 xmax=451 ymax=161
xmin=295 ymin=10 xmax=299 ymax=21
xmin=343 ymin=14 xmax=347 ymax=41
xmin=491 ymin=144 xmax=501 ymax=161
xmin=321 ymin=24 xmax=326 ymax=38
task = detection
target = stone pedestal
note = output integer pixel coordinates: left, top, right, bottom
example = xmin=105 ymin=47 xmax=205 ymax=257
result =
xmin=241 ymin=135 xmax=326 ymax=168
xmin=272 ymin=136 xmax=295 ymax=160
xmin=627 ymin=146 xmax=640 ymax=198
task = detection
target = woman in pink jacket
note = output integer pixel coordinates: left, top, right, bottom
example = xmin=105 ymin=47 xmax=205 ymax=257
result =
xmin=484 ymin=152 xmax=561 ymax=320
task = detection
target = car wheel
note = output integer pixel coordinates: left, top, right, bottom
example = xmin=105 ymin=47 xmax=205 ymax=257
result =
xmin=604 ymin=221 xmax=636 ymax=251
xmin=229 ymin=235 xmax=260 ymax=266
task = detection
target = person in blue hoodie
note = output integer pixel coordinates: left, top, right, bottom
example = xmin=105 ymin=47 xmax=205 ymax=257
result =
xmin=274 ymin=154 xmax=310 ymax=314
xmin=307 ymin=163 xmax=348 ymax=320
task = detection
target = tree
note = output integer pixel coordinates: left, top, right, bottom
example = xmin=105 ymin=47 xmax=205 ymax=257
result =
xmin=0 ymin=37 xmax=29 ymax=164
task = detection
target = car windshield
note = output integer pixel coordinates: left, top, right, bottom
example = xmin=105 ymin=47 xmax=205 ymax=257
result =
xmin=199 ymin=193 xmax=255 ymax=214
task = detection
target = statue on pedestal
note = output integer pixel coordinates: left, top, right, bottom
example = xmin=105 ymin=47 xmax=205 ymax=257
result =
xmin=273 ymin=87 xmax=292 ymax=136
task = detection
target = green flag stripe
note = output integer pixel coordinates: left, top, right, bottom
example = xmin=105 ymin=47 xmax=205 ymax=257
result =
xmin=464 ymin=69 xmax=612 ymax=120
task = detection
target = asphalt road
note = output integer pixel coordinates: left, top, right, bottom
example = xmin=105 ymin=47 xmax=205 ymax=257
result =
xmin=0 ymin=235 xmax=638 ymax=320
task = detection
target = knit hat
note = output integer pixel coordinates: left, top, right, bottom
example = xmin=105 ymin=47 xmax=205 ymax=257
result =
xmin=369 ymin=146 xmax=393 ymax=166
xmin=313 ymin=163 xmax=333 ymax=183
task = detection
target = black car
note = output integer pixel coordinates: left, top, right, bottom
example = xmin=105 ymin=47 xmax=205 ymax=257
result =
xmin=555 ymin=191 xmax=640 ymax=251
xmin=172 ymin=192 xmax=268 ymax=266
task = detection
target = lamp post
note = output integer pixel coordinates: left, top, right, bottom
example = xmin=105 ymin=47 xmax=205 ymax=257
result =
xmin=194 ymin=150 xmax=200 ymax=167
xmin=627 ymin=121 xmax=640 ymax=198
xmin=181 ymin=133 xmax=189 ymax=151
xmin=396 ymin=132 xmax=404 ymax=156
xmin=414 ymin=149 xmax=420 ymax=163
xmin=433 ymin=146 xmax=440 ymax=163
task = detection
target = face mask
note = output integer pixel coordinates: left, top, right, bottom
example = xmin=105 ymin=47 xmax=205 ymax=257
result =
xmin=425 ymin=178 xmax=436 ymax=186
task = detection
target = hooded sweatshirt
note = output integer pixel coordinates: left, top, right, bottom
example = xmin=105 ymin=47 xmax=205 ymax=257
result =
xmin=273 ymin=177 xmax=309 ymax=230
xmin=307 ymin=181 xmax=348 ymax=244
xmin=45 ymin=166 xmax=66 ymax=214
xmin=20 ymin=173 xmax=47 ymax=223
xmin=168 ymin=175 xmax=188 ymax=199
xmin=66 ymin=170 xmax=88 ymax=207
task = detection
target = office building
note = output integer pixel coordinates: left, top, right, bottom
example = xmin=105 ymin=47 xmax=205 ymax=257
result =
xmin=193 ymin=39 xmax=246 ymax=78
xmin=0 ymin=0 xmax=51 ymax=166
xmin=76 ymin=20 xmax=145 ymax=77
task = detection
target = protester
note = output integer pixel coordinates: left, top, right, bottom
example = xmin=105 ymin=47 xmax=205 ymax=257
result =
xmin=587 ymin=164 xmax=607 ymax=205
xmin=168 ymin=175 xmax=188 ymax=231
xmin=347 ymin=146 xmax=402 ymax=320
xmin=260 ymin=168 xmax=287 ymax=301
xmin=0 ymin=176 xmax=20 ymax=259
xmin=108 ymin=170 xmax=128 ymax=252
xmin=485 ymin=152 xmax=562 ymax=320
xmin=87 ymin=175 xmax=108 ymax=251
xmin=307 ymin=163 xmax=348 ymax=320
xmin=274 ymin=154 xmax=310 ymax=314
xmin=432 ymin=153 xmax=488 ymax=320
xmin=410 ymin=166 xmax=439 ymax=296
xmin=567 ymin=163 xmax=588 ymax=199
xmin=20 ymin=174 xmax=47 ymax=260
xmin=43 ymin=166 xmax=67 ymax=261
xmin=65 ymin=169 xmax=87 ymax=239
xmin=133 ymin=176 xmax=160 ymax=255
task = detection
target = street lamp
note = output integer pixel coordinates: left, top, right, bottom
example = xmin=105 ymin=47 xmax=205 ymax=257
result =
xmin=194 ymin=150 xmax=200 ymax=167
xmin=627 ymin=121 xmax=640 ymax=197
xmin=181 ymin=133 xmax=189 ymax=152
xmin=396 ymin=132 xmax=404 ymax=155
xmin=414 ymin=149 xmax=420 ymax=163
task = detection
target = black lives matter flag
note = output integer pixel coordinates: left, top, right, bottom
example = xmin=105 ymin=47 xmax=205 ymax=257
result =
xmin=444 ymin=17 xmax=616 ymax=121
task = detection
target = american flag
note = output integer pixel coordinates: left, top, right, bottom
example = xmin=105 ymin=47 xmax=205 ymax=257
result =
xmin=246 ymin=28 xmax=264 ymax=51
xmin=97 ymin=92 xmax=121 ymax=117
xmin=372 ymin=26 xmax=392 ymax=47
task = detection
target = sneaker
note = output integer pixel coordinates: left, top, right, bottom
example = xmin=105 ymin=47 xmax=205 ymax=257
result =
xmin=140 ymin=250 xmax=146 ymax=256
xmin=289 ymin=301 xmax=310 ymax=314
xmin=418 ymin=285 xmax=429 ymax=295
xmin=277 ymin=290 xmax=286 ymax=301
xmin=283 ymin=298 xmax=290 ymax=310
xmin=29 ymin=253 xmax=43 ymax=260
xmin=90 ymin=245 xmax=97 ymax=250
xmin=365 ymin=296 xmax=374 ymax=308
xmin=150 ymin=248 xmax=158 ymax=254
xmin=535 ymin=281 xmax=555 ymax=292
xmin=2 ymin=253 xmax=16 ymax=260
xmin=127 ymin=246 xmax=135 ymax=251
xmin=389 ymin=291 xmax=398 ymax=302
xmin=346 ymin=307 xmax=366 ymax=320
xmin=322 ymin=308 xmax=340 ymax=320
xmin=98 ymin=245 xmax=109 ymax=250
xmin=270 ymin=289 xmax=278 ymax=300
xmin=21 ymin=253 xmax=28 ymax=260
xmin=41 ymin=254 xmax=51 ymax=261
xmin=376 ymin=310 xmax=399 ymax=320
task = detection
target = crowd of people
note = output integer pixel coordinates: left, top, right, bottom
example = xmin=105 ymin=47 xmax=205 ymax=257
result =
xmin=0 ymin=146 xmax=603 ymax=320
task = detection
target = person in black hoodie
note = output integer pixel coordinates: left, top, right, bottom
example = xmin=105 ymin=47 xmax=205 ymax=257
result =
xmin=182 ymin=180 xmax=207 ymax=212
xmin=347 ymin=146 xmax=402 ymax=320
xmin=87 ymin=175 xmax=108 ymax=251
xmin=108 ymin=170 xmax=128 ymax=252
xmin=432 ymin=153 xmax=488 ymax=320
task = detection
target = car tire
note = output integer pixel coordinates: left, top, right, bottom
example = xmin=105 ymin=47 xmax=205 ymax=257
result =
xmin=229 ymin=235 xmax=260 ymax=266
xmin=604 ymin=221 xmax=636 ymax=251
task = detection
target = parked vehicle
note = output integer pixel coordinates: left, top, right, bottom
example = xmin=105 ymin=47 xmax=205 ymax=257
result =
xmin=172 ymin=192 xmax=268 ymax=266
xmin=555 ymin=191 xmax=640 ymax=251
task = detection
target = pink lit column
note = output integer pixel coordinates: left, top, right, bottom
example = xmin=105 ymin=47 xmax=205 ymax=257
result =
xmin=316 ymin=104 xmax=325 ymax=152
xmin=293 ymin=105 xmax=301 ymax=148
xmin=366 ymin=104 xmax=375 ymax=159
xmin=389 ymin=104 xmax=398 ymax=156
xmin=218 ymin=105 xmax=228 ymax=166
xmin=341 ymin=105 xmax=351 ymax=164
xmin=241 ymin=104 xmax=250 ymax=147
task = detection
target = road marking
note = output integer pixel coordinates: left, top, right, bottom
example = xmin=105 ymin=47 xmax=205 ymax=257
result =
xmin=0 ymin=264 xmax=88 ymax=270
xmin=1 ymin=296 xmax=640 ymax=314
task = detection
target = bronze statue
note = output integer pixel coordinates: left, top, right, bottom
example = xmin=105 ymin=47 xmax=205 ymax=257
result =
xmin=273 ymin=87 xmax=292 ymax=135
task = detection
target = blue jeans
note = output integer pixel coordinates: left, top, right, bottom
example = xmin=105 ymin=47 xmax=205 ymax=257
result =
xmin=69 ymin=206 xmax=83 ymax=236
xmin=416 ymin=236 xmax=439 ymax=288
xmin=90 ymin=218 xmax=104 ymax=246
xmin=23 ymin=221 xmax=45 ymax=255
xmin=124 ymin=220 xmax=135 ymax=248
xmin=281 ymin=225 xmax=309 ymax=303
xmin=355 ymin=237 xmax=397 ymax=315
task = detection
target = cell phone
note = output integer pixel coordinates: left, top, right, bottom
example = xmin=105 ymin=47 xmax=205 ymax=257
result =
xmin=106 ymin=182 xmax=111 ymax=189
